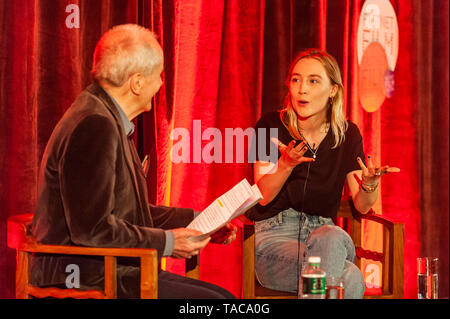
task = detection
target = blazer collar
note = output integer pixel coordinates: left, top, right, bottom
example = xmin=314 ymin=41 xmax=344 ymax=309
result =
xmin=86 ymin=82 xmax=123 ymax=123
xmin=86 ymin=82 xmax=150 ymax=222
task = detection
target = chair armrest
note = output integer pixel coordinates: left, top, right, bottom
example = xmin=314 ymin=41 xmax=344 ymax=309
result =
xmin=20 ymin=239 xmax=158 ymax=259
xmin=338 ymin=199 xmax=403 ymax=230
xmin=358 ymin=211 xmax=402 ymax=228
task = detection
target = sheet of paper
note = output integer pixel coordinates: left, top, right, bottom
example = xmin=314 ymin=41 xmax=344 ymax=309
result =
xmin=187 ymin=179 xmax=262 ymax=241
xmin=230 ymin=184 xmax=262 ymax=220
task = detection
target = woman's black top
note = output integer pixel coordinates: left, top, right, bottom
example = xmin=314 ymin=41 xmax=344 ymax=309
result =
xmin=247 ymin=111 xmax=365 ymax=221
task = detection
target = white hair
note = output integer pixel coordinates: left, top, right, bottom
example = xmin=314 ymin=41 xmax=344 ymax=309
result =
xmin=91 ymin=24 xmax=163 ymax=86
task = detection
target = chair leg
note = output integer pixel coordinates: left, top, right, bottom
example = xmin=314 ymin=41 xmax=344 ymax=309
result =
xmin=16 ymin=250 xmax=29 ymax=299
xmin=104 ymin=256 xmax=117 ymax=298
xmin=241 ymin=221 xmax=255 ymax=299
xmin=392 ymin=223 xmax=404 ymax=298
xmin=140 ymin=256 xmax=158 ymax=299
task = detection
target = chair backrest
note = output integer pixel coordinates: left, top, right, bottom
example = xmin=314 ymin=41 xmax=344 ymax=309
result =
xmin=7 ymin=213 xmax=159 ymax=299
xmin=336 ymin=200 xmax=404 ymax=298
xmin=235 ymin=199 xmax=404 ymax=299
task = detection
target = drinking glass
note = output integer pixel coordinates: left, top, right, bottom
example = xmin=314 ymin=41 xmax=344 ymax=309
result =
xmin=326 ymin=276 xmax=344 ymax=299
xmin=417 ymin=257 xmax=439 ymax=299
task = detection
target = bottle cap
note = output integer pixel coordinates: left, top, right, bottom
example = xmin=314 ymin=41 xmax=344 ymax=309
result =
xmin=308 ymin=256 xmax=321 ymax=263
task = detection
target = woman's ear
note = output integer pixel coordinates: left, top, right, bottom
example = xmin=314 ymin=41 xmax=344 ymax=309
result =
xmin=330 ymin=84 xmax=338 ymax=98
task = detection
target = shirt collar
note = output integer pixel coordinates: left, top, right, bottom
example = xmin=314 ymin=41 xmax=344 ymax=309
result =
xmin=103 ymin=88 xmax=135 ymax=137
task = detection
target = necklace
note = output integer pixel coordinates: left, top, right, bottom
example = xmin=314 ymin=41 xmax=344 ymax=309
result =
xmin=296 ymin=122 xmax=329 ymax=159
xmin=297 ymin=128 xmax=319 ymax=159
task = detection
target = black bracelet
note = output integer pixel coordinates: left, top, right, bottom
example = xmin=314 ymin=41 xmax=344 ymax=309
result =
xmin=360 ymin=182 xmax=378 ymax=193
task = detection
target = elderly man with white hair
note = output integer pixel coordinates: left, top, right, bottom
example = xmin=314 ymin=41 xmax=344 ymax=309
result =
xmin=31 ymin=24 xmax=235 ymax=299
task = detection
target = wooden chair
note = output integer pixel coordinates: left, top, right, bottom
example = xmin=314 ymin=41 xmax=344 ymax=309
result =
xmin=233 ymin=199 xmax=405 ymax=299
xmin=7 ymin=213 xmax=199 ymax=299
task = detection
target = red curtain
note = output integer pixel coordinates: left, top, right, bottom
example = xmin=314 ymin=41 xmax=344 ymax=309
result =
xmin=0 ymin=0 xmax=448 ymax=299
xmin=148 ymin=0 xmax=265 ymax=296
xmin=0 ymin=0 xmax=143 ymax=298
xmin=413 ymin=0 xmax=449 ymax=299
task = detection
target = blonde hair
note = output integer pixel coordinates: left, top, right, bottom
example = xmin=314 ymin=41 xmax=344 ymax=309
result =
xmin=91 ymin=24 xmax=163 ymax=86
xmin=280 ymin=49 xmax=347 ymax=148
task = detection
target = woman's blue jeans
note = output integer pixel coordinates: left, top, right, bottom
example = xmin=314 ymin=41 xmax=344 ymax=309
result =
xmin=254 ymin=208 xmax=365 ymax=299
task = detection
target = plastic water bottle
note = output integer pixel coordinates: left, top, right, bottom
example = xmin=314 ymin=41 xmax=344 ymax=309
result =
xmin=299 ymin=256 xmax=326 ymax=299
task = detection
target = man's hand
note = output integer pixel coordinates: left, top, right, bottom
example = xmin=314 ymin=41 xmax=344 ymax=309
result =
xmin=210 ymin=223 xmax=237 ymax=245
xmin=171 ymin=228 xmax=210 ymax=259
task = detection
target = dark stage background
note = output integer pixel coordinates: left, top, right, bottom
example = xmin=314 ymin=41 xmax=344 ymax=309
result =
xmin=0 ymin=0 xmax=448 ymax=299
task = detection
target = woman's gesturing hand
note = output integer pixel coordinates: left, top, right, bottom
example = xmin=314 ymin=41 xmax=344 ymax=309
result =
xmin=271 ymin=137 xmax=315 ymax=169
xmin=357 ymin=155 xmax=400 ymax=191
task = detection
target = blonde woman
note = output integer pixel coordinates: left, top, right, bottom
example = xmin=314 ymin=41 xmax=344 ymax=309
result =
xmin=248 ymin=49 xmax=399 ymax=298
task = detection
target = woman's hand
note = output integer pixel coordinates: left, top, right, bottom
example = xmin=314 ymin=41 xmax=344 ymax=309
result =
xmin=357 ymin=155 xmax=400 ymax=191
xmin=271 ymin=137 xmax=315 ymax=170
xmin=253 ymin=138 xmax=315 ymax=207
